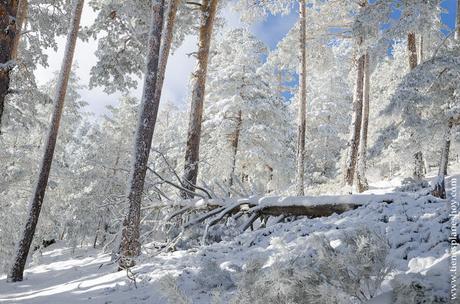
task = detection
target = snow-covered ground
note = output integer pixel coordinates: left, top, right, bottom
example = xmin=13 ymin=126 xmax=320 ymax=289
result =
xmin=0 ymin=176 xmax=458 ymax=303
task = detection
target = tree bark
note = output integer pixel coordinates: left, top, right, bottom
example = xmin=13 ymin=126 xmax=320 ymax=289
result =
xmin=153 ymin=0 xmax=179 ymax=108
xmin=407 ymin=32 xmax=426 ymax=180
xmin=456 ymin=0 xmax=460 ymax=41
xmin=11 ymin=0 xmax=27 ymax=60
xmin=407 ymin=32 xmax=418 ymax=70
xmin=181 ymin=0 xmax=219 ymax=198
xmin=413 ymin=151 xmax=425 ymax=180
xmin=118 ymin=0 xmax=165 ymax=269
xmin=0 ymin=0 xmax=19 ymax=133
xmin=7 ymin=0 xmax=84 ymax=282
xmin=432 ymin=119 xmax=454 ymax=199
xmin=295 ymin=0 xmax=307 ymax=196
xmin=228 ymin=110 xmax=242 ymax=189
xmin=356 ymin=52 xmax=370 ymax=193
xmin=439 ymin=119 xmax=453 ymax=177
xmin=344 ymin=49 xmax=365 ymax=187
xmin=418 ymin=34 xmax=423 ymax=64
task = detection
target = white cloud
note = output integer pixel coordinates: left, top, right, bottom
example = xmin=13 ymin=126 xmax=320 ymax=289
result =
xmin=34 ymin=3 xmax=250 ymax=120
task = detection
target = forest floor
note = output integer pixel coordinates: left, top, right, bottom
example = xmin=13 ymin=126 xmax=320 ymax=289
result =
xmin=0 ymin=174 xmax=458 ymax=304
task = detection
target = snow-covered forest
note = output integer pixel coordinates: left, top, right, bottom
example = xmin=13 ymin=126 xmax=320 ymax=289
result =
xmin=0 ymin=0 xmax=459 ymax=303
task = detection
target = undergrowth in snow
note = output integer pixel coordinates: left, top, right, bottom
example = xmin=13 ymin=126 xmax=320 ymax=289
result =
xmin=0 ymin=179 xmax=457 ymax=303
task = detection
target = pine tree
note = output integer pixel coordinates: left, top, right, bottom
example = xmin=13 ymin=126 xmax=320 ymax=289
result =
xmin=201 ymin=28 xmax=292 ymax=194
xmin=343 ymin=43 xmax=365 ymax=188
xmin=118 ymin=0 xmax=165 ymax=269
xmin=7 ymin=0 xmax=84 ymax=282
xmin=0 ymin=0 xmax=20 ymax=132
xmin=356 ymin=52 xmax=370 ymax=193
xmin=295 ymin=0 xmax=307 ymax=196
xmin=181 ymin=0 xmax=219 ymax=198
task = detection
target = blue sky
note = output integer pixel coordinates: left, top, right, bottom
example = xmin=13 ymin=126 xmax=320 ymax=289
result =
xmin=35 ymin=0 xmax=458 ymax=120
xmin=253 ymin=0 xmax=458 ymax=49
xmin=441 ymin=0 xmax=458 ymax=32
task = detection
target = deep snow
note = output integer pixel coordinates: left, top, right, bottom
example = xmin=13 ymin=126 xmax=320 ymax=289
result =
xmin=0 ymin=176 xmax=458 ymax=303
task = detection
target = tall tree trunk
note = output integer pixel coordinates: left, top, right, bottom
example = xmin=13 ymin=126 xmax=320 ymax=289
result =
xmin=118 ymin=0 xmax=165 ymax=269
xmin=356 ymin=52 xmax=370 ymax=193
xmin=407 ymin=32 xmax=425 ymax=180
xmin=0 ymin=0 xmax=19 ymax=133
xmin=344 ymin=48 xmax=365 ymax=187
xmin=228 ymin=110 xmax=242 ymax=189
xmin=181 ymin=0 xmax=218 ymax=198
xmin=295 ymin=0 xmax=307 ymax=196
xmin=7 ymin=0 xmax=84 ymax=282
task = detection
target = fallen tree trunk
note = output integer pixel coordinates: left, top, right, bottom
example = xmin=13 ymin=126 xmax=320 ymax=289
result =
xmin=150 ymin=192 xmax=429 ymax=250
xmin=254 ymin=203 xmax=361 ymax=217
xmin=165 ymin=194 xmax=403 ymax=234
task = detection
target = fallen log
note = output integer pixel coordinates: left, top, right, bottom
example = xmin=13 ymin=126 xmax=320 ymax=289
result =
xmin=165 ymin=193 xmax=409 ymax=242
xmin=150 ymin=192 xmax=427 ymax=251
xmin=255 ymin=203 xmax=361 ymax=217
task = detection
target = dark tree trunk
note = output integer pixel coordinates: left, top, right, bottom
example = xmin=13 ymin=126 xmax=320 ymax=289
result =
xmin=295 ymin=0 xmax=307 ymax=196
xmin=344 ymin=51 xmax=365 ymax=187
xmin=153 ymin=0 xmax=179 ymax=107
xmin=413 ymin=151 xmax=425 ymax=180
xmin=11 ymin=0 xmax=27 ymax=60
xmin=0 ymin=0 xmax=19 ymax=133
xmin=407 ymin=32 xmax=418 ymax=70
xmin=7 ymin=0 xmax=84 ymax=282
xmin=181 ymin=0 xmax=219 ymax=198
xmin=118 ymin=0 xmax=165 ymax=269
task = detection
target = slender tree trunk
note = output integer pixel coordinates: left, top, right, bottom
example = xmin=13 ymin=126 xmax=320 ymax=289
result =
xmin=344 ymin=49 xmax=365 ymax=187
xmin=7 ymin=0 xmax=84 ymax=282
xmin=181 ymin=0 xmax=218 ymax=198
xmin=407 ymin=32 xmax=418 ymax=70
xmin=440 ymin=119 xmax=453 ymax=177
xmin=11 ymin=0 xmax=27 ymax=59
xmin=153 ymin=0 xmax=179 ymax=106
xmin=118 ymin=0 xmax=165 ymax=269
xmin=228 ymin=110 xmax=242 ymax=189
xmin=418 ymin=34 xmax=423 ymax=64
xmin=295 ymin=0 xmax=307 ymax=196
xmin=0 ymin=0 xmax=19 ymax=133
xmin=456 ymin=0 xmax=460 ymax=41
xmin=407 ymin=32 xmax=425 ymax=180
xmin=432 ymin=120 xmax=452 ymax=199
xmin=356 ymin=52 xmax=370 ymax=193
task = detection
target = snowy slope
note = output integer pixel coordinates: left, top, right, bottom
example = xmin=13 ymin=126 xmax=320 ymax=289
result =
xmin=0 ymin=177 xmax=457 ymax=303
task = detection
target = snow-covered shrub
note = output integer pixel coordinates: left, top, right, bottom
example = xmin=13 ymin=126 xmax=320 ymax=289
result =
xmin=312 ymin=228 xmax=393 ymax=302
xmin=391 ymin=273 xmax=448 ymax=303
xmin=231 ymin=228 xmax=392 ymax=304
xmin=395 ymin=177 xmax=430 ymax=193
xmin=231 ymin=258 xmax=347 ymax=304
xmin=158 ymin=274 xmax=191 ymax=304
xmin=194 ymin=260 xmax=235 ymax=291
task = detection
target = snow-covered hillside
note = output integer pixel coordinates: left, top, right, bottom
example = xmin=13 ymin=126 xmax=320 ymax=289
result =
xmin=0 ymin=177 xmax=457 ymax=303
